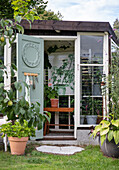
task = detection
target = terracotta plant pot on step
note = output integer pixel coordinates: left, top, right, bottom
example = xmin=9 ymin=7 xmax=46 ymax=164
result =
xmin=8 ymin=137 xmax=29 ymax=155
xmin=50 ymin=98 xmax=59 ymax=108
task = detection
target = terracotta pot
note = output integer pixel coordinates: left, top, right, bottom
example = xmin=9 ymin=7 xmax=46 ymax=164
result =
xmin=8 ymin=137 xmax=28 ymax=155
xmin=50 ymin=98 xmax=59 ymax=108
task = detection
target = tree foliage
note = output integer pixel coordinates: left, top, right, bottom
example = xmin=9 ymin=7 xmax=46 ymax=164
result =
xmin=11 ymin=0 xmax=48 ymax=20
xmin=39 ymin=10 xmax=63 ymax=20
xmin=0 ymin=0 xmax=14 ymax=19
xmin=113 ymin=18 xmax=119 ymax=39
xmin=0 ymin=0 xmax=63 ymax=20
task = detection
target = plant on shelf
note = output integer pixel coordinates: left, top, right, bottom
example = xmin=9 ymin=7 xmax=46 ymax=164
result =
xmin=82 ymin=97 xmax=102 ymax=125
xmin=44 ymin=83 xmax=59 ymax=108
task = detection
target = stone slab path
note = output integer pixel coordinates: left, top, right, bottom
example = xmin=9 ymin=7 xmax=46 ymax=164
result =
xmin=36 ymin=145 xmax=84 ymax=155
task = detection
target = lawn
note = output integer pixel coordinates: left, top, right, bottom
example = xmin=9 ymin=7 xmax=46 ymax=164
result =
xmin=0 ymin=144 xmax=119 ymax=170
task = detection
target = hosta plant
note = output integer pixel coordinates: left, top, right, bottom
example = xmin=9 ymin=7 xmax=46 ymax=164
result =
xmin=91 ymin=114 xmax=119 ymax=145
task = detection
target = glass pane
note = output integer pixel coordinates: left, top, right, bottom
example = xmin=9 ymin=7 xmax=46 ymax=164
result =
xmin=81 ymin=66 xmax=103 ymax=96
xmin=80 ymin=97 xmax=103 ymax=125
xmin=11 ymin=43 xmax=16 ymax=65
xmin=80 ymin=35 xmax=103 ymax=64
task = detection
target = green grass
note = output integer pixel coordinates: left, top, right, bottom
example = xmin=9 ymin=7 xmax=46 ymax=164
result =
xmin=0 ymin=144 xmax=119 ymax=170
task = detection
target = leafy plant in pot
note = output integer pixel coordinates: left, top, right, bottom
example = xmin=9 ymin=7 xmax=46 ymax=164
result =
xmin=44 ymin=84 xmax=59 ymax=108
xmin=0 ymin=120 xmax=35 ymax=155
xmin=85 ymin=97 xmax=101 ymax=125
xmin=91 ymin=114 xmax=119 ymax=158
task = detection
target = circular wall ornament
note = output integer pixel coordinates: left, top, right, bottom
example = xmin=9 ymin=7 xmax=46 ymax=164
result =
xmin=22 ymin=43 xmax=40 ymax=68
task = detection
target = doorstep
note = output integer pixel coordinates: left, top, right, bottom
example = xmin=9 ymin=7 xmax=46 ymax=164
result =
xmin=28 ymin=139 xmax=78 ymax=146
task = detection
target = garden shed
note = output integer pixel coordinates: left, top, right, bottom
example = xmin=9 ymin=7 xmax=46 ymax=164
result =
xmin=1 ymin=20 xmax=119 ymax=145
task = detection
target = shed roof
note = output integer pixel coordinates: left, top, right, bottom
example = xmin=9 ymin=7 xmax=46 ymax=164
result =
xmin=21 ymin=20 xmax=119 ymax=45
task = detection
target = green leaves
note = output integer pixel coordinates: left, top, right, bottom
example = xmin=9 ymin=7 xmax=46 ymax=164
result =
xmin=91 ymin=114 xmax=119 ymax=146
xmin=108 ymin=130 xmax=113 ymax=142
xmin=16 ymin=24 xmax=24 ymax=34
xmin=0 ymin=120 xmax=35 ymax=138
xmin=100 ymin=127 xmax=109 ymax=136
xmin=100 ymin=135 xmax=106 ymax=146
xmin=14 ymin=81 xmax=22 ymax=92
xmin=111 ymin=119 xmax=119 ymax=127
xmin=15 ymin=15 xmax=22 ymax=23
xmin=113 ymin=131 xmax=119 ymax=144
xmin=26 ymin=14 xmax=34 ymax=22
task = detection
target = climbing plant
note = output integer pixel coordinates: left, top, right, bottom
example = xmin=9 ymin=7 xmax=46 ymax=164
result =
xmin=51 ymin=54 xmax=74 ymax=91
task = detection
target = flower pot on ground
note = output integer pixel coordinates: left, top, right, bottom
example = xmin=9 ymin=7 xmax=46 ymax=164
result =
xmin=91 ymin=114 xmax=119 ymax=158
xmin=99 ymin=136 xmax=119 ymax=158
xmin=8 ymin=137 xmax=29 ymax=155
xmin=0 ymin=120 xmax=35 ymax=155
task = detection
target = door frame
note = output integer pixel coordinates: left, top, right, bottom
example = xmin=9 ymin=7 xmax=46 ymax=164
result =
xmin=32 ymin=35 xmax=77 ymax=138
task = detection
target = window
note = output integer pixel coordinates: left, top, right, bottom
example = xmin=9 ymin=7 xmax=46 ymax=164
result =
xmin=80 ymin=35 xmax=104 ymax=125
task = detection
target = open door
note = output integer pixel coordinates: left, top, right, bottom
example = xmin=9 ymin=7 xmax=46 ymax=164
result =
xmin=17 ymin=34 xmax=44 ymax=140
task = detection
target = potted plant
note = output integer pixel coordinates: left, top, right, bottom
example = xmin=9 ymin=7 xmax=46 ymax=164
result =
xmin=85 ymin=98 xmax=101 ymax=124
xmin=91 ymin=114 xmax=119 ymax=158
xmin=44 ymin=84 xmax=59 ymax=108
xmin=0 ymin=120 xmax=35 ymax=155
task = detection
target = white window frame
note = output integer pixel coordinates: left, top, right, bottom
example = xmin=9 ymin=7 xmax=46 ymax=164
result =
xmin=76 ymin=32 xmax=109 ymax=127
